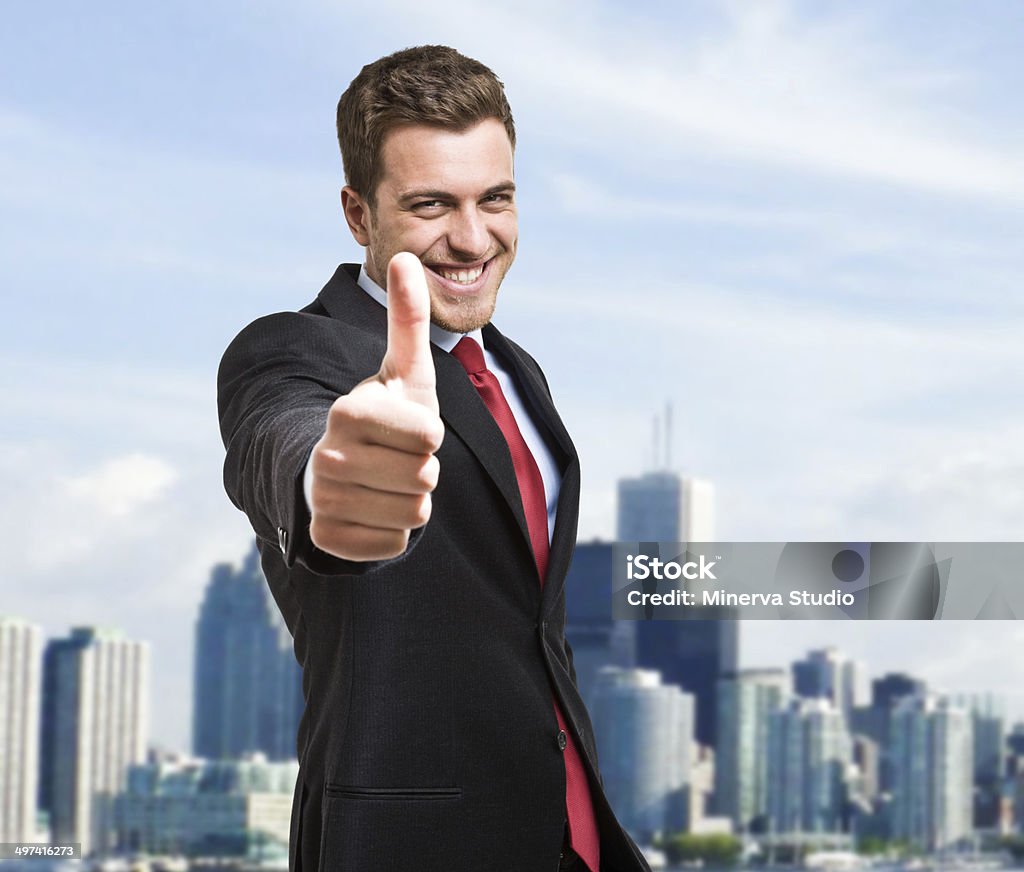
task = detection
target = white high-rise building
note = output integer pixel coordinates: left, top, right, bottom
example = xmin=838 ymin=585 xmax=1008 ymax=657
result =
xmin=41 ymin=627 xmax=148 ymax=856
xmin=766 ymin=698 xmax=852 ymax=835
xmin=0 ymin=617 xmax=42 ymax=842
xmin=715 ymin=669 xmax=790 ymax=830
xmin=682 ymin=478 xmax=715 ymax=542
xmin=889 ymin=695 xmax=973 ymax=851
xmin=591 ymin=667 xmax=695 ymax=841
xmin=617 ymin=472 xmax=715 ymax=542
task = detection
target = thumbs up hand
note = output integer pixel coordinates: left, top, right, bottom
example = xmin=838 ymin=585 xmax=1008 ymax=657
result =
xmin=308 ymin=253 xmax=444 ymax=561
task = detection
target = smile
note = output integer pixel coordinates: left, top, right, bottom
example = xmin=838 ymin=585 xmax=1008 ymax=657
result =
xmin=424 ymin=257 xmax=494 ymax=294
xmin=438 ymin=265 xmax=483 ymax=284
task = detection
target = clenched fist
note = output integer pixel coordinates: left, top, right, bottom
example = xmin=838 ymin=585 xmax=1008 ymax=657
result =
xmin=308 ymin=252 xmax=444 ymax=561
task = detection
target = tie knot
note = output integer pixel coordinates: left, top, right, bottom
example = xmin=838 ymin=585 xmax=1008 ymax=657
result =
xmin=451 ymin=336 xmax=487 ymax=376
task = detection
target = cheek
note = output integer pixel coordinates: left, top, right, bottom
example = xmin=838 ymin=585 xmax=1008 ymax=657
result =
xmin=494 ymin=215 xmax=518 ymax=251
xmin=394 ymin=221 xmax=445 ymax=257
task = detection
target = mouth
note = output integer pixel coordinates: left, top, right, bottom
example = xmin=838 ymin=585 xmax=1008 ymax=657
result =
xmin=423 ymin=257 xmax=494 ymax=295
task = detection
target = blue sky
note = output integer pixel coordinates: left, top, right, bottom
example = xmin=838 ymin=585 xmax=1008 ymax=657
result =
xmin=3 ymin=1 xmax=1023 ymax=749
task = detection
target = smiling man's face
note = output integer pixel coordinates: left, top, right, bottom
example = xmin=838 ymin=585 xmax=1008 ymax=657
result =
xmin=342 ymin=118 xmax=518 ymax=334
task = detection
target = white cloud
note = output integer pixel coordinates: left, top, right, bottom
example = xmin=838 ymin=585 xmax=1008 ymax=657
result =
xmin=61 ymin=453 xmax=178 ymax=519
xmin=504 ymin=271 xmax=1024 ymax=541
xmin=322 ymin=0 xmax=1024 ymax=201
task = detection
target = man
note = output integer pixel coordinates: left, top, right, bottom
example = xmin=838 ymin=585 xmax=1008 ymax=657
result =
xmin=218 ymin=45 xmax=651 ymax=872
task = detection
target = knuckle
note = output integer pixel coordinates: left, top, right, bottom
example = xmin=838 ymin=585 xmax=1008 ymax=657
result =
xmin=422 ymin=415 xmax=446 ymax=451
xmin=311 ymin=445 xmax=348 ymax=480
xmin=308 ymin=516 xmax=335 ymax=553
xmin=418 ymin=455 xmax=441 ymax=491
xmin=410 ymin=493 xmax=432 ymax=527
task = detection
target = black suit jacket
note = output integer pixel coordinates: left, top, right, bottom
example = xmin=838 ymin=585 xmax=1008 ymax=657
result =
xmin=218 ymin=264 xmax=650 ymax=872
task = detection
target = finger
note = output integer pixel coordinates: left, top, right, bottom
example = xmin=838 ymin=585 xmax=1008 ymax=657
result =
xmin=380 ymin=251 xmax=438 ymax=412
xmin=312 ymin=482 xmax=432 ymax=531
xmin=327 ymin=384 xmax=445 ymax=454
xmin=312 ymin=443 xmax=440 ymax=495
xmin=309 ymin=520 xmax=410 ymax=562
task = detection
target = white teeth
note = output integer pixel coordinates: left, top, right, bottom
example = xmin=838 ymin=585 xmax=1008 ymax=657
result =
xmin=439 ymin=266 xmax=483 ymax=284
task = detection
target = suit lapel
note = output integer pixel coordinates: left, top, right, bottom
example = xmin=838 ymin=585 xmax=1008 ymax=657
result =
xmin=432 ymin=347 xmax=533 ymax=555
xmin=483 ymin=326 xmax=581 ymax=614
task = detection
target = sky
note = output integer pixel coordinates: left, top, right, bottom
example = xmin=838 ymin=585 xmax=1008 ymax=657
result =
xmin=2 ymin=0 xmax=1023 ymax=750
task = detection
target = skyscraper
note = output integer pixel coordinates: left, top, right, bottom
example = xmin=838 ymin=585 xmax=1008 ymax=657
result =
xmin=616 ymin=472 xmax=715 ymax=543
xmin=889 ymin=695 xmax=973 ymax=851
xmin=792 ymin=648 xmax=868 ymax=720
xmin=766 ymin=698 xmax=852 ymax=835
xmin=563 ymin=542 xmax=636 ymax=712
xmin=950 ymin=692 xmax=1006 ymax=828
xmin=40 ymin=627 xmax=148 ymax=856
xmin=591 ymin=667 xmax=695 ymax=842
xmin=715 ymin=669 xmax=790 ymax=831
xmin=0 ymin=617 xmax=42 ymax=842
xmin=193 ymin=544 xmax=302 ymax=761
xmin=858 ymin=672 xmax=928 ymax=793
xmin=635 ymin=617 xmax=738 ymax=747
xmin=617 ymin=464 xmax=731 ymax=747
xmin=872 ymin=673 xmax=926 ymax=709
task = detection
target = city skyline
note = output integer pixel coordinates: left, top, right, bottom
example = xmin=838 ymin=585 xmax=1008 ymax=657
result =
xmin=11 ymin=557 xmax=1024 ymax=753
xmin=3 ymin=0 xmax=1023 ymax=753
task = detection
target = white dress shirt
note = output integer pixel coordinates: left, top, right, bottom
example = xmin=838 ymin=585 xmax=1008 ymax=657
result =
xmin=303 ymin=266 xmax=560 ymax=542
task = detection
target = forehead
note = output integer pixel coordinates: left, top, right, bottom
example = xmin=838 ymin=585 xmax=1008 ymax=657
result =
xmin=377 ymin=119 xmax=514 ymax=197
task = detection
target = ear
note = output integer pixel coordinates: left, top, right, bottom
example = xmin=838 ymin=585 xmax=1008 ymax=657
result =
xmin=341 ymin=186 xmax=372 ymax=246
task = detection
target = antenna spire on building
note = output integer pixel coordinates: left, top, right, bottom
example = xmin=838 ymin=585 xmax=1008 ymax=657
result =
xmin=665 ymin=401 xmax=672 ymax=470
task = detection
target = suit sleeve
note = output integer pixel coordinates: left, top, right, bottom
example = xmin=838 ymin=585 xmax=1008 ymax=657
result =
xmin=217 ymin=311 xmax=421 ymax=577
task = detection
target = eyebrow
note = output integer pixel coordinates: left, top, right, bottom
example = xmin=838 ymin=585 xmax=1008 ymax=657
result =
xmin=398 ymin=182 xmax=516 ymax=204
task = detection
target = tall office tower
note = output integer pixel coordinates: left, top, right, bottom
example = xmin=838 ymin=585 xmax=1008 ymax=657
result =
xmin=0 ymin=617 xmax=42 ymax=842
xmin=792 ymin=648 xmax=867 ymax=720
xmin=39 ymin=627 xmax=148 ymax=856
xmin=117 ymin=751 xmax=297 ymax=858
xmin=563 ymin=542 xmax=636 ymax=712
xmin=872 ymin=673 xmax=926 ymax=709
xmin=681 ymin=478 xmax=715 ymax=543
xmin=635 ymin=616 xmax=738 ymax=747
xmin=616 ymin=456 xmax=731 ymax=747
xmin=715 ymin=669 xmax=790 ymax=831
xmin=591 ymin=667 xmax=695 ymax=842
xmin=948 ymin=692 xmax=1007 ymax=783
xmin=193 ymin=544 xmax=302 ymax=761
xmin=1009 ymin=723 xmax=1024 ymax=758
xmin=860 ymin=673 xmax=928 ymax=793
xmin=766 ymin=698 xmax=852 ymax=835
xmin=616 ymin=472 xmax=715 ymax=543
xmin=950 ymin=692 xmax=1006 ymax=827
xmin=842 ymin=659 xmax=869 ymax=712
xmin=889 ymin=696 xmax=973 ymax=851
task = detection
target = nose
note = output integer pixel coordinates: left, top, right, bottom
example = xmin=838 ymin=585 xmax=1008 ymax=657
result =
xmin=445 ymin=206 xmax=490 ymax=260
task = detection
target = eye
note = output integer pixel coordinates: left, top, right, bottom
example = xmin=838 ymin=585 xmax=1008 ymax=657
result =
xmin=413 ymin=200 xmax=445 ymax=211
xmin=481 ymin=192 xmax=513 ymax=207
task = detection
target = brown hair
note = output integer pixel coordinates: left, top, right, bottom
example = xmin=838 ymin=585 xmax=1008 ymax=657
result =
xmin=336 ymin=45 xmax=516 ymax=204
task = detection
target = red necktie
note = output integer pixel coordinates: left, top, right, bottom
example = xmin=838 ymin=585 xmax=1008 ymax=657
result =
xmin=451 ymin=337 xmax=600 ymax=872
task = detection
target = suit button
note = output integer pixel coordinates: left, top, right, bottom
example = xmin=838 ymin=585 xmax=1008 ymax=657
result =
xmin=557 ymin=730 xmax=567 ymax=751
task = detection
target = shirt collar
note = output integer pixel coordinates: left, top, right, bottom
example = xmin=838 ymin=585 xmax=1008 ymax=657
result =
xmin=356 ymin=264 xmax=484 ymax=354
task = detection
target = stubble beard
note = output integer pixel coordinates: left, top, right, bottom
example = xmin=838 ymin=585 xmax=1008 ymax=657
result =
xmin=424 ymin=251 xmax=513 ymax=334
xmin=428 ymin=287 xmax=499 ymax=334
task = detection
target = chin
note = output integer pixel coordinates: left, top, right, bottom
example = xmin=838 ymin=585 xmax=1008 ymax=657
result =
xmin=431 ymin=300 xmax=497 ymax=334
